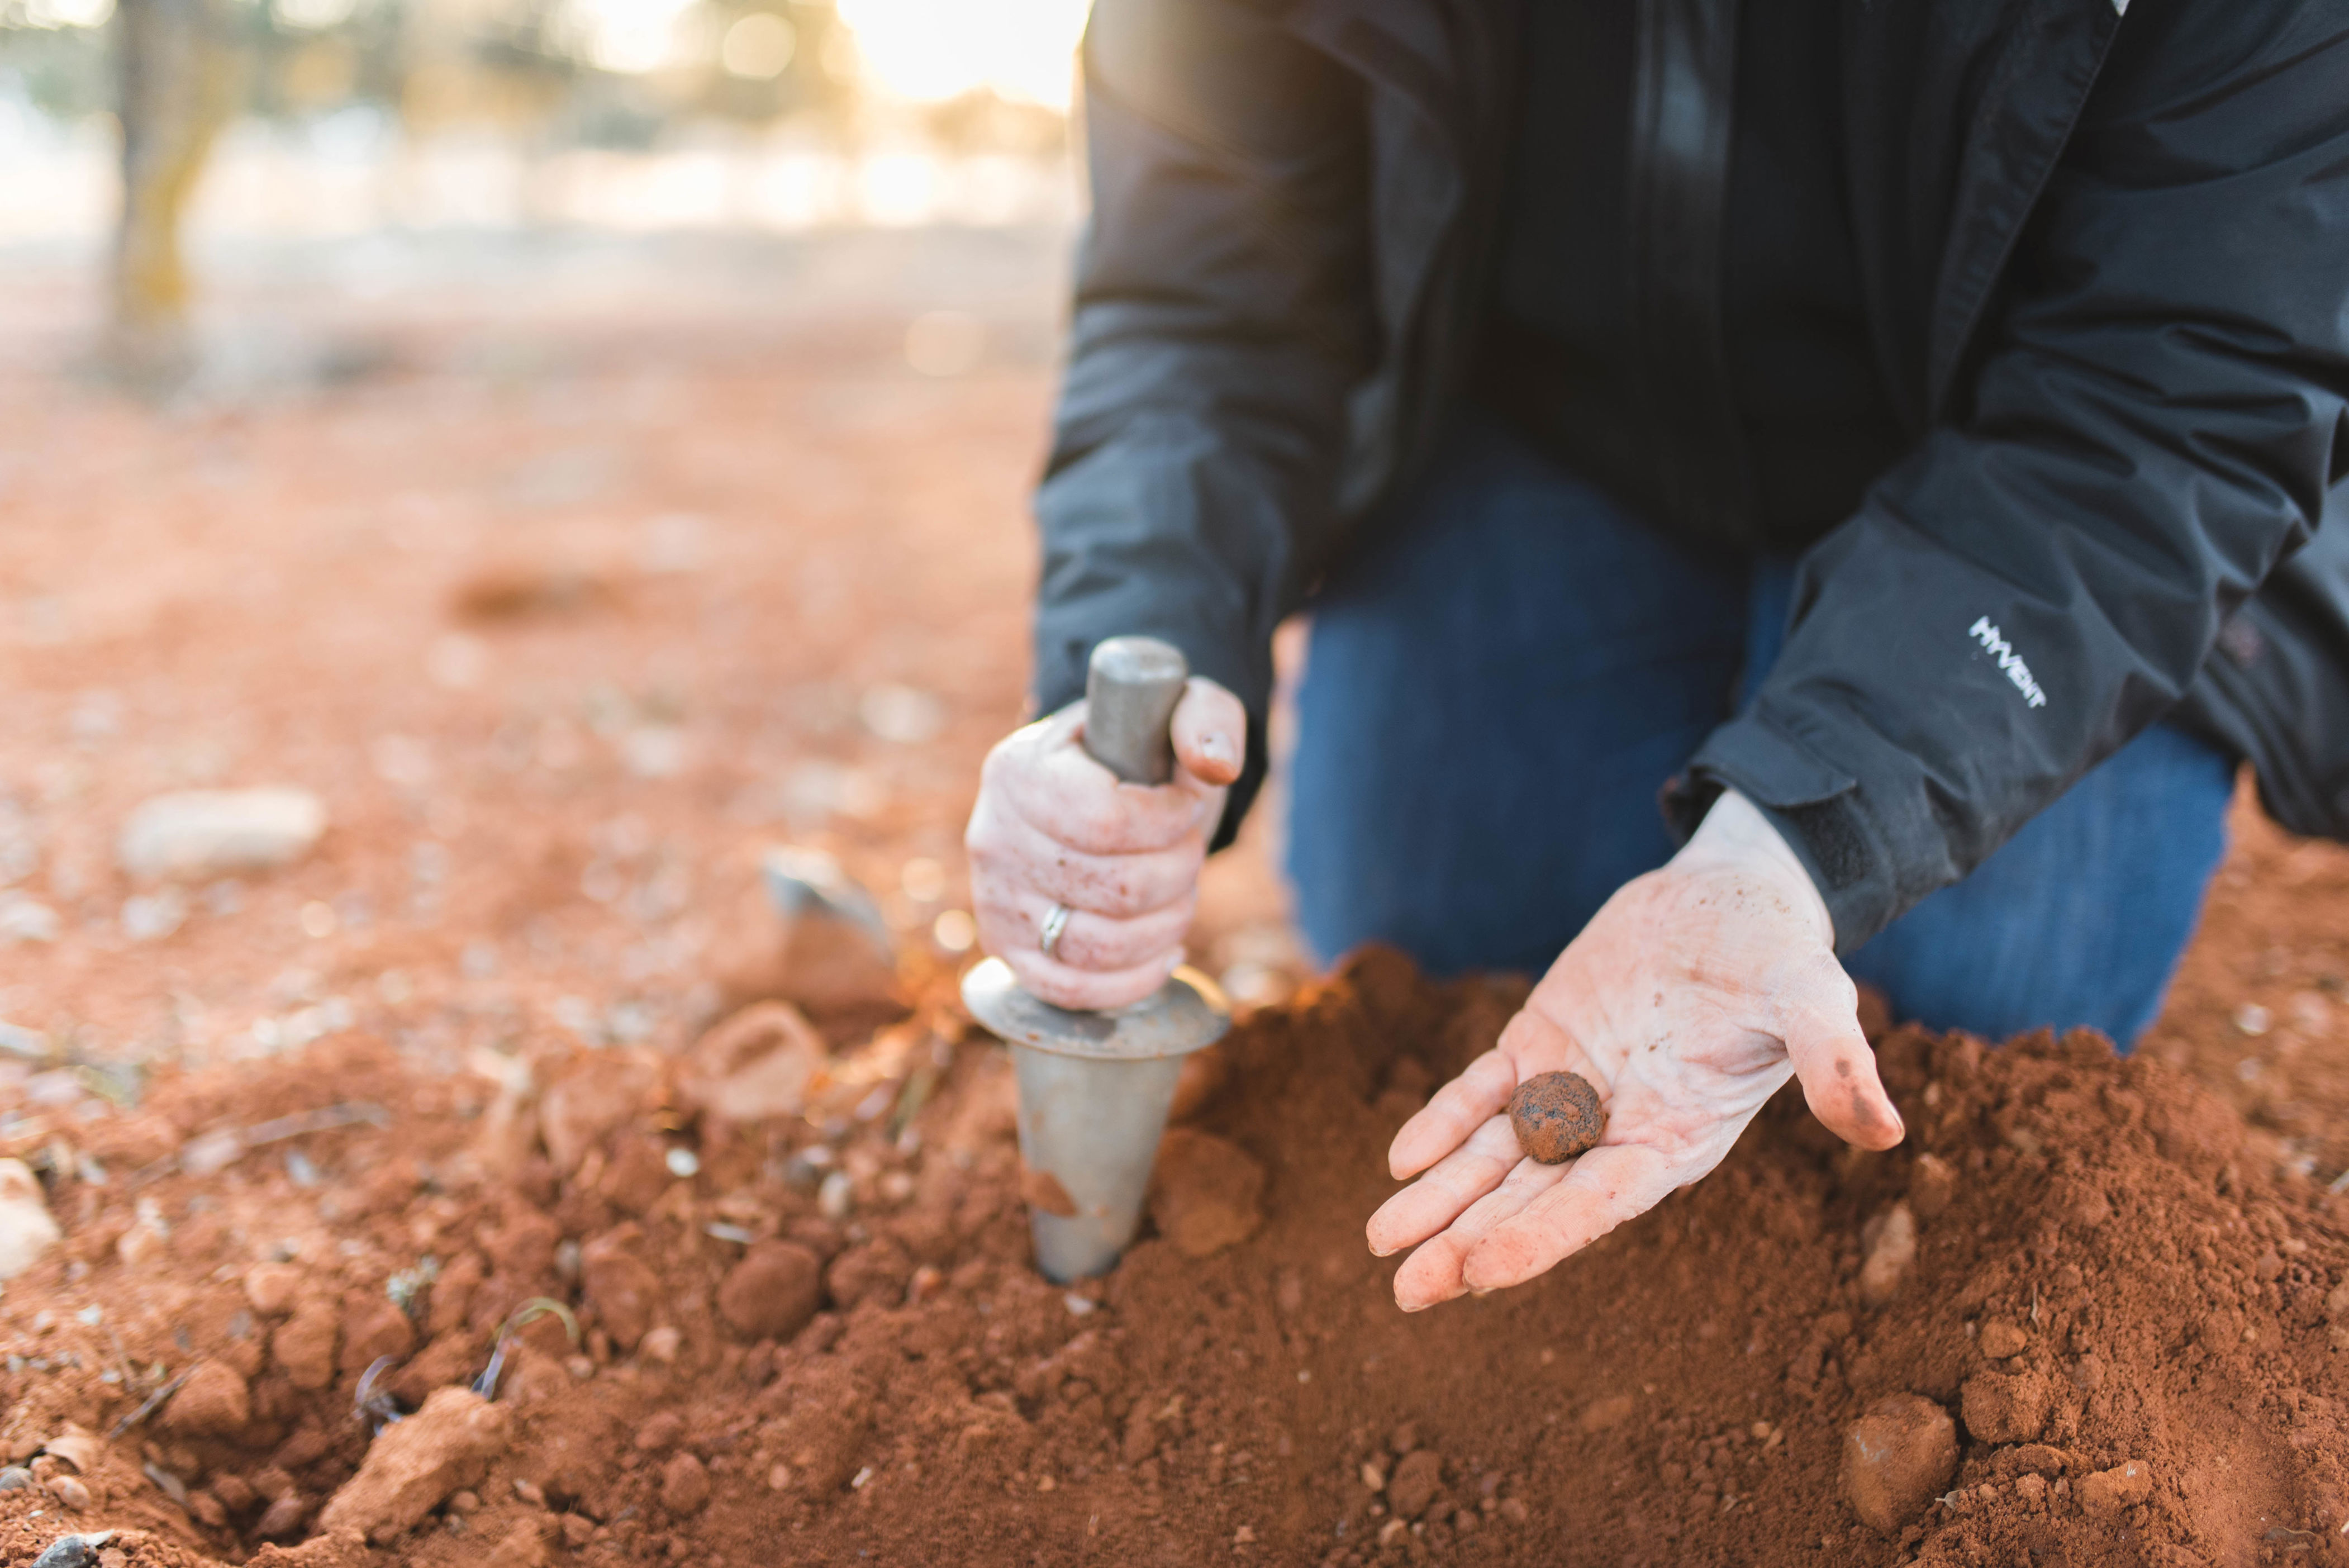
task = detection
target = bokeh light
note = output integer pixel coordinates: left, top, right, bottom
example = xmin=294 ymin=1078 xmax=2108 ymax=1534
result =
xmin=834 ymin=0 xmax=1090 ymax=108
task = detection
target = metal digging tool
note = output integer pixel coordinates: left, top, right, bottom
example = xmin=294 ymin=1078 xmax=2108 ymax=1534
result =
xmin=960 ymin=636 xmax=1233 ymax=1283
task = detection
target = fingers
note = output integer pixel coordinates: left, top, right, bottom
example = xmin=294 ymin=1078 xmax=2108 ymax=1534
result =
xmin=1390 ymin=1155 xmax=1575 ymax=1310
xmin=992 ymin=705 xmax=1224 ymax=856
xmin=1387 ymin=1049 xmax=1521 ymax=1180
xmin=1773 ymin=956 xmax=1906 ymax=1150
xmin=967 ymin=801 xmax=1204 ymax=920
xmin=1366 ymin=1115 xmax=1524 ymax=1257
xmin=1168 ymin=677 xmax=1247 ymax=787
xmin=1458 ymin=1143 xmax=1678 ymax=1293
xmin=990 ymin=940 xmax=1181 ymax=1012
xmin=972 ymin=885 xmax=1193 ymax=976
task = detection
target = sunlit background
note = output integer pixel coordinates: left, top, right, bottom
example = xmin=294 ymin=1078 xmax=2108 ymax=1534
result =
xmin=0 ymin=0 xmax=1094 ymax=241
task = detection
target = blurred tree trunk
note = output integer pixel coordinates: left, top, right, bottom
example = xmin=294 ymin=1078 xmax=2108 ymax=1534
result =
xmin=110 ymin=0 xmax=233 ymax=386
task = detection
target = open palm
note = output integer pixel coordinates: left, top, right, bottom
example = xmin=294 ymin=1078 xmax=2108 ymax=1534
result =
xmin=1364 ymin=793 xmax=1905 ymax=1311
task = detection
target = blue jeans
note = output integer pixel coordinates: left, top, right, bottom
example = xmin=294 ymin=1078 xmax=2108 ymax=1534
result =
xmin=1287 ymin=418 xmax=2235 ymax=1047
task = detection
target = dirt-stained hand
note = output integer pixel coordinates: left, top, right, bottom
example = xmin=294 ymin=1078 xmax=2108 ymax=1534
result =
xmin=964 ymin=676 xmax=1243 ymax=1011
xmin=1363 ymin=790 xmax=1905 ymax=1311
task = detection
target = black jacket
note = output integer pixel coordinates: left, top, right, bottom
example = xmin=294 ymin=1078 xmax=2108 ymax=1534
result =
xmin=1030 ymin=0 xmax=2349 ymax=952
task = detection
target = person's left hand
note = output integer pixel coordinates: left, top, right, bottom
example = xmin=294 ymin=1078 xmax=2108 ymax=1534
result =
xmin=1364 ymin=790 xmax=1906 ymax=1311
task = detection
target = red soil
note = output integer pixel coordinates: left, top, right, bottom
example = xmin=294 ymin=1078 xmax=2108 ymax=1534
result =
xmin=0 ymin=950 xmax=2340 ymax=1567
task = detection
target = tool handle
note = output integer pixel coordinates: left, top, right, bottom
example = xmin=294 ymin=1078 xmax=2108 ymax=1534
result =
xmin=1083 ymin=636 xmax=1188 ymax=785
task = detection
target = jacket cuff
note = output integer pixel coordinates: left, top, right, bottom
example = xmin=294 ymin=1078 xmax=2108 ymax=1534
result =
xmin=1031 ymin=625 xmax=1268 ymax=853
xmin=1661 ymin=715 xmax=1899 ymax=954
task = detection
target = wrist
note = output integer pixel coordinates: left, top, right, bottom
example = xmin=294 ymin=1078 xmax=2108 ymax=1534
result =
xmin=1675 ymin=789 xmax=1834 ymax=945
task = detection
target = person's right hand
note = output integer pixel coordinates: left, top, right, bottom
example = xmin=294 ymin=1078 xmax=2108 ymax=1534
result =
xmin=964 ymin=676 xmax=1245 ymax=1010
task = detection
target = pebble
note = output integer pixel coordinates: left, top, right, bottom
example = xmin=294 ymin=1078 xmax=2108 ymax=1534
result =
xmin=1506 ymin=1072 xmax=1606 ymax=1164
xmin=116 ymin=788 xmax=326 ymax=882
xmin=1857 ymin=1203 xmax=1918 ymax=1306
xmin=660 ymin=1452 xmax=712 ymax=1515
xmin=0 ymin=1159 xmax=61 ymax=1281
xmin=1839 ymin=1393 xmax=1956 ymax=1531
xmin=717 ymin=1241 xmax=823 ymax=1341
xmin=47 ymin=1474 xmax=92 ymax=1510
xmin=1386 ymin=1450 xmax=1444 ymax=1521
xmin=29 ymin=1533 xmax=112 ymax=1568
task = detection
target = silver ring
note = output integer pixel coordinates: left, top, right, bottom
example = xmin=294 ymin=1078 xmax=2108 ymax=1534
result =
xmin=1038 ymin=902 xmax=1072 ymax=962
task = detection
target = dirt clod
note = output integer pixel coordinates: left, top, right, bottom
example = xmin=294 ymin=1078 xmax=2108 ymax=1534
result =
xmin=161 ymin=1362 xmax=251 ymax=1437
xmin=317 ymin=1386 xmax=512 ymax=1543
xmin=1979 ymin=1319 xmax=2029 ymax=1359
xmin=659 ymin=1453 xmax=711 ymax=1516
xmin=1147 ymin=1128 xmax=1266 ymax=1258
xmin=1387 ymin=1450 xmax=1443 ymax=1521
xmin=2079 ymin=1458 xmax=2152 ymax=1518
xmin=1506 ymin=1071 xmax=1605 ymax=1164
xmin=1960 ymin=1366 xmax=2054 ymax=1445
xmin=716 ymin=1240 xmax=823 ymax=1339
xmin=1839 ymin=1393 xmax=1957 ymax=1531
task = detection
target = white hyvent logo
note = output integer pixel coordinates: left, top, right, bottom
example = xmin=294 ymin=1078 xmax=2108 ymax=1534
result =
xmin=1969 ymin=616 xmax=2048 ymax=709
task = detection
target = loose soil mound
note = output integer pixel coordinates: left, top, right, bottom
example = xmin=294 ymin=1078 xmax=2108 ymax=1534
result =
xmin=0 ymin=951 xmax=2343 ymax=1567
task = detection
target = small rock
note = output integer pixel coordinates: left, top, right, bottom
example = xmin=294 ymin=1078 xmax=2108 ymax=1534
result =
xmin=47 ymin=1474 xmax=92 ymax=1510
xmin=1906 ymin=1153 xmax=1958 ymax=1221
xmin=0 ymin=1466 xmax=31 ymax=1490
xmin=639 ymin=1325 xmax=683 ymax=1364
xmin=0 ymin=1159 xmax=61 ymax=1281
xmin=717 ymin=1240 xmax=824 ymax=1339
xmin=2079 ymin=1459 xmax=2152 ymax=1518
xmin=1858 ymin=1203 xmax=1918 ymax=1306
xmin=117 ymin=789 xmax=326 ymax=882
xmin=317 ymin=1387 xmax=511 ymax=1543
xmin=2327 ymin=1280 xmax=2349 ymax=1320
xmin=676 ymin=1002 xmax=831 ymax=1124
xmin=1506 ymin=1071 xmax=1606 ymax=1164
xmin=29 ymin=1534 xmax=113 ymax=1568
xmin=254 ymin=1492 xmax=310 ymax=1539
xmin=660 ymin=1452 xmax=711 ymax=1515
xmin=162 ymin=1361 xmax=251 ymax=1437
xmin=1979 ymin=1320 xmax=2028 ymax=1360
xmin=1841 ymin=1395 xmax=1956 ymax=1531
xmin=1387 ymin=1450 xmax=1443 ymax=1521
xmin=1147 ymin=1128 xmax=1266 ymax=1258
xmin=1961 ymin=1368 xmax=2053 ymax=1444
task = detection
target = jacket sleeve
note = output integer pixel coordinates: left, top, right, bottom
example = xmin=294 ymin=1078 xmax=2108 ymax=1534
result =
xmin=1031 ymin=0 xmax=1372 ymax=842
xmin=1673 ymin=1 xmax=2349 ymax=951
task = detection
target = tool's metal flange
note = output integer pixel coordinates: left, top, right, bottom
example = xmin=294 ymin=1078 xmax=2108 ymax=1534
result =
xmin=960 ymin=957 xmax=1230 ymax=1061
